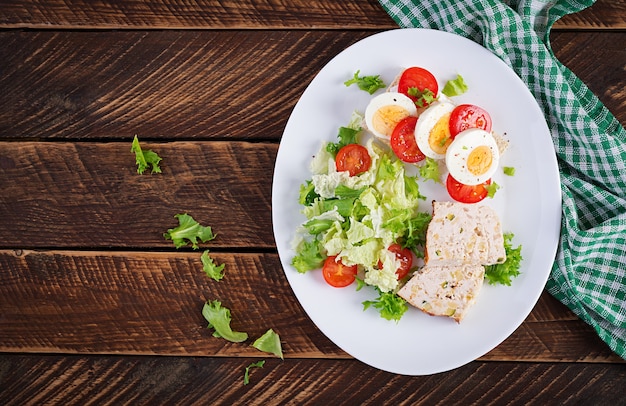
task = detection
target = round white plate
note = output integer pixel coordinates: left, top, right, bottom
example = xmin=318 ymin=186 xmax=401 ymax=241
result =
xmin=271 ymin=28 xmax=561 ymax=375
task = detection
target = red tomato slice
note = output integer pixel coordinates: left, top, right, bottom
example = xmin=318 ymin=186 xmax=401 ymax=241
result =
xmin=449 ymin=104 xmax=493 ymax=137
xmin=322 ymin=255 xmax=358 ymax=288
xmin=390 ymin=116 xmax=425 ymax=163
xmin=397 ymin=67 xmax=439 ymax=106
xmin=388 ymin=243 xmax=413 ymax=280
xmin=335 ymin=144 xmax=371 ymax=176
xmin=376 ymin=243 xmax=413 ymax=280
xmin=446 ymin=174 xmax=491 ymax=204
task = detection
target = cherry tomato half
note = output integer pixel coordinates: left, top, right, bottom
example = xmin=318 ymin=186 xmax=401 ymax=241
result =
xmin=446 ymin=174 xmax=491 ymax=204
xmin=335 ymin=144 xmax=372 ymax=176
xmin=376 ymin=243 xmax=413 ymax=280
xmin=388 ymin=243 xmax=413 ymax=280
xmin=390 ymin=116 xmax=426 ymax=163
xmin=322 ymin=255 xmax=358 ymax=288
xmin=449 ymin=104 xmax=493 ymax=137
xmin=397 ymin=67 xmax=439 ymax=106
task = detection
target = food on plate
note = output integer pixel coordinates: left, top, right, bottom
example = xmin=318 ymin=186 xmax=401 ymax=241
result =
xmin=399 ymin=201 xmax=506 ymax=322
xmin=397 ymin=263 xmax=485 ymax=322
xmin=425 ymin=201 xmax=506 ymax=266
xmin=445 ymin=128 xmax=500 ymax=186
xmin=363 ymin=66 xmax=505 ymax=203
xmin=449 ymin=104 xmax=492 ymax=136
xmin=390 ymin=116 xmax=425 ymax=163
xmin=335 ymin=143 xmax=372 ymax=176
xmin=291 ymin=65 xmax=522 ymax=323
xmin=445 ymin=175 xmax=494 ymax=204
xmin=364 ymin=92 xmax=417 ymax=140
xmin=413 ymin=98 xmax=456 ymax=160
xmin=397 ymin=66 xmax=439 ymax=107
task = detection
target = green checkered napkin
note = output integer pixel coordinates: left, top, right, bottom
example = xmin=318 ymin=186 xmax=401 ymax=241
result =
xmin=378 ymin=0 xmax=626 ymax=358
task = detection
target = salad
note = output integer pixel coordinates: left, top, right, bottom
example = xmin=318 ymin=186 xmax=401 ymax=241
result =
xmin=290 ymin=66 xmax=520 ymax=322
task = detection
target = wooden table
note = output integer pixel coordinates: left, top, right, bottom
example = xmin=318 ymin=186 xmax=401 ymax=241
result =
xmin=0 ymin=1 xmax=624 ymax=404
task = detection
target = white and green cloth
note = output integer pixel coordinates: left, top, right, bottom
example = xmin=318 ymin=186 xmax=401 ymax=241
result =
xmin=378 ymin=0 xmax=626 ymax=358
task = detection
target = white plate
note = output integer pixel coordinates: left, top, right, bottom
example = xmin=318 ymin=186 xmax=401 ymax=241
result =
xmin=271 ymin=28 xmax=561 ymax=375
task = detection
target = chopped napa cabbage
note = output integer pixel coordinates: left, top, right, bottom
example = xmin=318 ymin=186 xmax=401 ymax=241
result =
xmin=292 ymin=135 xmax=430 ymax=297
xmin=310 ymin=141 xmax=333 ymax=175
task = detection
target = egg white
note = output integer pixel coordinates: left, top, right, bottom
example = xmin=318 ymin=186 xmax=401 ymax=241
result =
xmin=445 ymin=128 xmax=500 ymax=185
xmin=364 ymin=92 xmax=417 ymax=140
xmin=413 ymin=99 xmax=455 ymax=160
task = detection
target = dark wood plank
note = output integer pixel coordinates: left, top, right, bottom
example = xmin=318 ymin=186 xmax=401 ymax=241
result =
xmin=557 ymin=0 xmax=626 ymax=29
xmin=0 ymin=141 xmax=277 ymax=248
xmin=551 ymin=31 xmax=626 ymax=125
xmin=0 ymin=30 xmax=365 ymax=140
xmin=1 ymin=355 xmax=625 ymax=405
xmin=0 ymin=0 xmax=622 ymax=29
xmin=0 ymin=0 xmax=396 ymax=29
xmin=0 ymin=250 xmax=342 ymax=358
xmin=0 ymin=31 xmax=623 ymax=141
xmin=1 ymin=250 xmax=622 ymax=362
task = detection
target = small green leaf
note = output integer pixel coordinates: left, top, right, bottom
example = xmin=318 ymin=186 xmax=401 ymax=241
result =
xmin=201 ymin=250 xmax=225 ymax=281
xmin=419 ymin=157 xmax=442 ymax=183
xmin=344 ymin=70 xmax=386 ymax=94
xmin=486 ymin=181 xmax=500 ymax=198
xmin=164 ymin=213 xmax=215 ymax=249
xmin=291 ymin=239 xmax=324 ymax=273
xmin=442 ymin=74 xmax=469 ymax=97
xmin=409 ymin=88 xmax=437 ymax=108
xmin=484 ymin=233 xmax=522 ymax=285
xmin=362 ymin=289 xmax=408 ymax=322
xmin=202 ymin=300 xmax=248 ymax=343
xmin=503 ymin=166 xmax=516 ymax=176
xmin=243 ymin=360 xmax=265 ymax=385
xmin=252 ymin=329 xmax=283 ymax=359
xmin=131 ymin=135 xmax=162 ymax=174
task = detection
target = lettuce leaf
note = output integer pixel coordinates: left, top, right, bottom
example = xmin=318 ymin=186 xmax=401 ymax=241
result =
xmin=484 ymin=233 xmax=522 ymax=285
xmin=362 ymin=288 xmax=408 ymax=322
xmin=442 ymin=74 xmax=468 ymax=97
xmin=201 ymin=250 xmax=225 ymax=281
xmin=419 ymin=157 xmax=442 ymax=183
xmin=202 ymin=300 xmax=248 ymax=343
xmin=243 ymin=360 xmax=265 ymax=385
xmin=131 ymin=135 xmax=162 ymax=174
xmin=164 ymin=213 xmax=215 ymax=249
xmin=344 ymin=70 xmax=386 ymax=95
xmin=291 ymin=239 xmax=324 ymax=273
xmin=252 ymin=329 xmax=283 ymax=359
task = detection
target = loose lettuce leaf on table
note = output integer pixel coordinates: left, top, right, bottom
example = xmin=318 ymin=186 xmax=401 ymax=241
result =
xmin=202 ymin=300 xmax=248 ymax=343
xmin=201 ymin=250 xmax=225 ymax=281
xmin=243 ymin=360 xmax=265 ymax=385
xmin=131 ymin=135 xmax=162 ymax=174
xmin=252 ymin=329 xmax=283 ymax=359
xmin=164 ymin=213 xmax=215 ymax=249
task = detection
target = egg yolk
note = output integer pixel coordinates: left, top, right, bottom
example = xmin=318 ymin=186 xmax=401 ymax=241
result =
xmin=428 ymin=113 xmax=452 ymax=155
xmin=373 ymin=105 xmax=410 ymax=137
xmin=467 ymin=145 xmax=493 ymax=176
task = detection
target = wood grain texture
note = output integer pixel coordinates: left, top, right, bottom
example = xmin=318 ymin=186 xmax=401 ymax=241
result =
xmin=0 ymin=0 xmax=622 ymax=29
xmin=0 ymin=30 xmax=361 ymax=140
xmin=0 ymin=141 xmax=277 ymax=248
xmin=1 ymin=355 xmax=625 ymax=405
xmin=0 ymin=250 xmax=341 ymax=358
xmin=1 ymin=250 xmax=623 ymax=363
xmin=0 ymin=30 xmax=623 ymax=141
xmin=551 ymin=31 xmax=626 ymax=123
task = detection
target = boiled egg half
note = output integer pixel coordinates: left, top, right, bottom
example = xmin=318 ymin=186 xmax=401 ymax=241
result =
xmin=364 ymin=92 xmax=417 ymax=140
xmin=445 ymin=128 xmax=500 ymax=185
xmin=413 ymin=98 xmax=455 ymax=160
